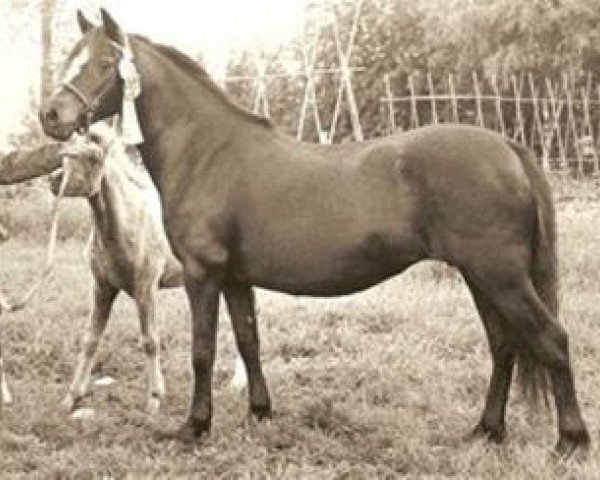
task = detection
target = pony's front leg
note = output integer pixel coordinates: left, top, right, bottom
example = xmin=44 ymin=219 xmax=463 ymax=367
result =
xmin=135 ymin=286 xmax=165 ymax=414
xmin=172 ymin=275 xmax=220 ymax=442
xmin=62 ymin=280 xmax=118 ymax=412
xmin=223 ymin=281 xmax=271 ymax=420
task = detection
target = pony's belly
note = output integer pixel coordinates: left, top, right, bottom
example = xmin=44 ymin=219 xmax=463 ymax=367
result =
xmin=238 ymin=233 xmax=422 ymax=296
xmin=90 ymin=252 xmax=131 ymax=291
xmin=250 ymin=270 xmax=403 ymax=297
xmin=89 ymin=236 xmax=170 ymax=293
xmin=246 ymin=260 xmax=411 ymax=296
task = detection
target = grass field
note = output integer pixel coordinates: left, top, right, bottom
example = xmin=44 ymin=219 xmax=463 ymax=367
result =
xmin=0 ymin=179 xmax=599 ymax=479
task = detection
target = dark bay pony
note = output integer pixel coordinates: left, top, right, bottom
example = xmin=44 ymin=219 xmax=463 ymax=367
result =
xmin=40 ymin=9 xmax=589 ymax=454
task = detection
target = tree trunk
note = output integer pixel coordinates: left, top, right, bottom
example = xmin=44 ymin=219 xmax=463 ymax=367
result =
xmin=41 ymin=0 xmax=58 ymax=104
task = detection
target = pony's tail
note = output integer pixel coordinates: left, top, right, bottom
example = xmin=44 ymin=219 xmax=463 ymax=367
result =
xmin=508 ymin=140 xmax=558 ymax=403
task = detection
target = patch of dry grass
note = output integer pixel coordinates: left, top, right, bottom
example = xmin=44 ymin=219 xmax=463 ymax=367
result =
xmin=0 ymin=183 xmax=599 ymax=479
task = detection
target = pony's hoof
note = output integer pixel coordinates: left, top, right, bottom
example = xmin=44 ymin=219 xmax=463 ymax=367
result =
xmin=465 ymin=421 xmax=505 ymax=444
xmin=154 ymin=419 xmax=209 ymax=443
xmin=555 ymin=430 xmax=590 ymax=459
xmin=250 ymin=402 xmax=272 ymax=422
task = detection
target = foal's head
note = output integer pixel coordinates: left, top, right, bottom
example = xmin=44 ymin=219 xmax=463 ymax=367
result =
xmin=50 ymin=124 xmax=115 ymax=198
xmin=40 ymin=9 xmax=127 ymax=140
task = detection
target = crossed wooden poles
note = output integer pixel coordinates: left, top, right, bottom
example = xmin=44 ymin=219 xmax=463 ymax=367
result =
xmin=241 ymin=0 xmax=365 ymax=144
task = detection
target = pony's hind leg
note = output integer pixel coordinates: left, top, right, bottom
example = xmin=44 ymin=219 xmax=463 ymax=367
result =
xmin=135 ymin=286 xmax=165 ymax=414
xmin=470 ymin=266 xmax=589 ymax=454
xmin=223 ymin=281 xmax=271 ymax=420
xmin=463 ymin=277 xmax=515 ymax=443
xmin=62 ymin=280 xmax=118 ymax=412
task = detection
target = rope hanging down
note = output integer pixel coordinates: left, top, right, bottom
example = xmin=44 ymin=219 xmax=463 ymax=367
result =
xmin=0 ymin=161 xmax=72 ymax=314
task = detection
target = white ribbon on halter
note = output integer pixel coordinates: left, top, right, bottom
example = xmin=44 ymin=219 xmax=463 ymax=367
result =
xmin=117 ymin=37 xmax=144 ymax=146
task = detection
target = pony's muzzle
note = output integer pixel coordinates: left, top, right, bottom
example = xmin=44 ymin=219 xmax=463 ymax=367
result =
xmin=40 ymin=90 xmax=86 ymax=141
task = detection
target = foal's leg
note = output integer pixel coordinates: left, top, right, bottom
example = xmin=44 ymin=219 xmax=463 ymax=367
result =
xmin=223 ymin=282 xmax=271 ymax=420
xmin=135 ymin=284 xmax=165 ymax=414
xmin=471 ymin=267 xmax=589 ymax=454
xmin=230 ymin=354 xmax=247 ymax=391
xmin=463 ymin=277 xmax=515 ymax=443
xmin=62 ymin=280 xmax=118 ymax=412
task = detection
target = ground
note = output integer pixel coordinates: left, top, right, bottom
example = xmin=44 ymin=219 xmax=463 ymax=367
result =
xmin=0 ymin=178 xmax=598 ymax=479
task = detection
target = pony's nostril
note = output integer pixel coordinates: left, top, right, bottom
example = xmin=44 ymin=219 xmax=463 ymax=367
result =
xmin=45 ymin=107 xmax=59 ymax=125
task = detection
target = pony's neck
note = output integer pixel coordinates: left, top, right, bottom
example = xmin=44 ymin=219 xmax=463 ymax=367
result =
xmin=131 ymin=38 xmax=240 ymax=167
xmin=129 ymin=37 xmax=276 ymax=194
xmin=89 ymin=168 xmax=129 ymax=243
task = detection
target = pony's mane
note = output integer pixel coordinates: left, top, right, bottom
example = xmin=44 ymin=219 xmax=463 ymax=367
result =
xmin=132 ymin=35 xmax=273 ymax=130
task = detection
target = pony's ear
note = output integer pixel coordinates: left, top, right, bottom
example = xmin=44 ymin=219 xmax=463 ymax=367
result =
xmin=76 ymin=10 xmax=95 ymax=34
xmin=100 ymin=8 xmax=124 ymax=45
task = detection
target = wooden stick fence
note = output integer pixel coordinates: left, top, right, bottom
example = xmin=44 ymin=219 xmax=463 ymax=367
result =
xmin=383 ymin=72 xmax=600 ymax=175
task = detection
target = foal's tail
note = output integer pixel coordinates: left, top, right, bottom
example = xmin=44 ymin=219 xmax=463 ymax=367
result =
xmin=508 ymin=140 xmax=558 ymax=401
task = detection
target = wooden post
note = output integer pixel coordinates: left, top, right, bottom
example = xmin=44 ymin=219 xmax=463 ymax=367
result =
xmin=528 ymin=73 xmax=550 ymax=170
xmin=427 ymin=72 xmax=438 ymax=125
xmin=563 ymin=72 xmax=583 ymax=176
xmin=472 ymin=71 xmax=484 ymax=128
xmin=597 ymin=83 xmax=600 ymax=171
xmin=40 ymin=0 xmax=58 ymax=104
xmin=384 ymin=73 xmax=397 ymax=134
xmin=511 ymin=74 xmax=526 ymax=144
xmin=329 ymin=0 xmax=364 ymax=142
xmin=297 ymin=25 xmax=325 ymax=142
xmin=580 ymin=85 xmax=599 ymax=174
xmin=408 ymin=74 xmax=419 ymax=129
xmin=546 ymin=77 xmax=567 ymax=171
xmin=541 ymin=97 xmax=553 ymax=170
xmin=252 ymin=54 xmax=270 ymax=118
xmin=448 ymin=74 xmax=459 ymax=124
xmin=597 ymin=83 xmax=600 ymax=149
xmin=491 ymin=74 xmax=505 ymax=136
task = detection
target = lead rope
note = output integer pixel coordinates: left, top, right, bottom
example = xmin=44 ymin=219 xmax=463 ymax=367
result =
xmin=0 ymin=162 xmax=71 ymax=446
xmin=0 ymin=159 xmax=72 ymax=313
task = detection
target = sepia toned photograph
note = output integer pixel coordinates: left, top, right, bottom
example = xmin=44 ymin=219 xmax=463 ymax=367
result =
xmin=0 ymin=0 xmax=598 ymax=478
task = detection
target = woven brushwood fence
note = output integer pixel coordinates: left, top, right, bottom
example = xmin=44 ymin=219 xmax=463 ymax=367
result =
xmin=224 ymin=66 xmax=600 ymax=177
xmin=382 ymin=72 xmax=600 ymax=175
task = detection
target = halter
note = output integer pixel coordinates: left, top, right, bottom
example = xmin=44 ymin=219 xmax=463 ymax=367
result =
xmin=61 ymin=38 xmax=130 ymax=132
xmin=63 ymin=68 xmax=119 ymax=131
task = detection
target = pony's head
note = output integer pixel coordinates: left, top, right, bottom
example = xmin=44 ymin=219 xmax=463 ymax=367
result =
xmin=40 ymin=9 xmax=128 ymax=140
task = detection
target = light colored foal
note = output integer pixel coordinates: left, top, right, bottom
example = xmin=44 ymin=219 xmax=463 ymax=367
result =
xmin=55 ymin=125 xmax=247 ymax=414
xmin=54 ymin=126 xmax=183 ymax=414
